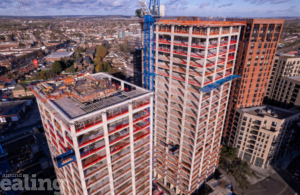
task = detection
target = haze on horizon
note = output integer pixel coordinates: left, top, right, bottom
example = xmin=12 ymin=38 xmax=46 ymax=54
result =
xmin=0 ymin=0 xmax=299 ymax=17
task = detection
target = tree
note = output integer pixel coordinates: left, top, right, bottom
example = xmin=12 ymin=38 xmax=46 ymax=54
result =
xmin=78 ymin=47 xmax=85 ymax=53
xmin=95 ymin=63 xmax=102 ymax=72
xmin=52 ymin=61 xmax=63 ymax=73
xmin=69 ymin=65 xmax=75 ymax=73
xmin=95 ymin=55 xmax=102 ymax=65
xmin=37 ymin=50 xmax=44 ymax=57
xmin=120 ymin=44 xmax=124 ymax=51
xmin=96 ymin=45 xmax=107 ymax=58
xmin=46 ymin=71 xmax=56 ymax=79
xmin=102 ymin=62 xmax=111 ymax=72
xmin=219 ymin=145 xmax=259 ymax=189
xmin=0 ymin=35 xmax=5 ymax=41
xmin=39 ymin=72 xmax=46 ymax=80
xmin=19 ymin=42 xmax=25 ymax=46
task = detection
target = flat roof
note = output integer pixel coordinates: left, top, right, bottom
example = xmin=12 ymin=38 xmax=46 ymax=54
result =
xmin=240 ymin=105 xmax=298 ymax=119
xmin=45 ymin=52 xmax=74 ymax=59
xmin=31 ymin=73 xmax=151 ymax=120
xmin=0 ymin=100 xmax=27 ymax=117
xmin=288 ymin=76 xmax=300 ymax=82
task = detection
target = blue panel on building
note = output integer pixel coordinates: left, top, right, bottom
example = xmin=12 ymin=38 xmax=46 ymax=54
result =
xmin=200 ymin=74 xmax=241 ymax=93
xmin=54 ymin=150 xmax=76 ymax=168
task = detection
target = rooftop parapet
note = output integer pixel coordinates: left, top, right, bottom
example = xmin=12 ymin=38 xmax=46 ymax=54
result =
xmin=155 ymin=19 xmax=246 ymax=27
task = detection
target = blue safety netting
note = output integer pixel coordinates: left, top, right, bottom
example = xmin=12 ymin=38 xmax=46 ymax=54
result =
xmin=200 ymin=74 xmax=241 ymax=93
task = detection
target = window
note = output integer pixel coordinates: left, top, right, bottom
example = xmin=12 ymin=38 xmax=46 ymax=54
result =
xmin=264 ymin=43 xmax=267 ymax=48
xmin=272 ymin=122 xmax=277 ymax=126
xmin=247 ymin=62 xmax=250 ymax=66
xmin=248 ymin=56 xmax=252 ymax=61
xmin=251 ymin=44 xmax=254 ymax=49
xmin=257 ymin=50 xmax=260 ymax=54
xmin=261 ymin=55 xmax=264 ymax=60
xmin=258 ymin=43 xmax=262 ymax=48
xmin=255 ymin=56 xmax=259 ymax=60
xmin=254 ymin=62 xmax=258 ymax=66
xmin=262 ymin=49 xmax=266 ymax=54
xmin=249 ymin=50 xmax=253 ymax=55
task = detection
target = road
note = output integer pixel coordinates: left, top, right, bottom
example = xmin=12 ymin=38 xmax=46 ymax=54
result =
xmin=277 ymin=41 xmax=300 ymax=54
xmin=218 ymin=162 xmax=300 ymax=195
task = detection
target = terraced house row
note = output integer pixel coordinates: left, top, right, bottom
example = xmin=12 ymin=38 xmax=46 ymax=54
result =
xmin=31 ymin=73 xmax=153 ymax=195
xmin=151 ymin=19 xmax=245 ymax=195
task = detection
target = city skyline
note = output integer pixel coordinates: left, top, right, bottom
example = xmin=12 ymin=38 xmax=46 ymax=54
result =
xmin=0 ymin=0 xmax=299 ymax=17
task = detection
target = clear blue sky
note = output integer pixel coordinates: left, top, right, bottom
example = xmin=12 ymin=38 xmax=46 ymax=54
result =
xmin=0 ymin=0 xmax=299 ymax=17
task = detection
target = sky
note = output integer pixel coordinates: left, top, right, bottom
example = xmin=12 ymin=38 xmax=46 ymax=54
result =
xmin=0 ymin=0 xmax=299 ymax=17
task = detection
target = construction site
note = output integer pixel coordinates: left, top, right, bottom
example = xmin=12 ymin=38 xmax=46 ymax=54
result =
xmin=31 ymin=73 xmax=154 ymax=195
xmin=152 ymin=17 xmax=245 ymax=195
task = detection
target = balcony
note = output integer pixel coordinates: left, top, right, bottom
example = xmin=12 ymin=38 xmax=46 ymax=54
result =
xmin=65 ymin=133 xmax=73 ymax=145
xmin=82 ymin=150 xmax=106 ymax=169
xmin=114 ymin=164 xmax=132 ymax=181
xmin=115 ymin=172 xmax=132 ymax=190
xmin=108 ymin=117 xmax=129 ymax=135
xmin=110 ymin=137 xmax=130 ymax=156
xmin=80 ymin=140 xmax=105 ymax=159
xmin=133 ymin=110 xmax=150 ymax=123
xmin=132 ymin=98 xmax=150 ymax=110
xmin=87 ymin=178 xmax=110 ymax=195
xmin=85 ymin=169 xmax=108 ymax=188
xmin=75 ymin=115 xmax=102 ymax=133
xmin=84 ymin=159 xmax=107 ymax=178
xmin=78 ymin=127 xmax=104 ymax=148
xmin=112 ymin=156 xmax=131 ymax=172
xmin=109 ymin=128 xmax=130 ymax=145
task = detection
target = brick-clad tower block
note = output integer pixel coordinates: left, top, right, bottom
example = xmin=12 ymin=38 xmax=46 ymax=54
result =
xmin=223 ymin=19 xmax=284 ymax=146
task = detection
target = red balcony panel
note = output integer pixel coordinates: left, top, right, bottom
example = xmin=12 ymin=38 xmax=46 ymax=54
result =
xmin=82 ymin=154 xmax=106 ymax=169
xmin=81 ymin=145 xmax=105 ymax=159
xmin=107 ymin=109 xmax=129 ymax=121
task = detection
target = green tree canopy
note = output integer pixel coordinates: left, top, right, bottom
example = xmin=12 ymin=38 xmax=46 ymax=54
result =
xmin=119 ymin=44 xmax=124 ymax=51
xmin=51 ymin=61 xmax=63 ymax=73
xmin=219 ymin=145 xmax=259 ymax=189
xmin=69 ymin=65 xmax=75 ymax=73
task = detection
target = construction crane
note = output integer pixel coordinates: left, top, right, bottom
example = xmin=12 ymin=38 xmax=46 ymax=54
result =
xmin=135 ymin=0 xmax=164 ymax=91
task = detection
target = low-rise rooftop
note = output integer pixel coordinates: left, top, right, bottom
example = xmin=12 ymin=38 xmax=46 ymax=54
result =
xmin=45 ymin=51 xmax=74 ymax=59
xmin=241 ymin=105 xmax=298 ymax=119
xmin=0 ymin=100 xmax=27 ymax=117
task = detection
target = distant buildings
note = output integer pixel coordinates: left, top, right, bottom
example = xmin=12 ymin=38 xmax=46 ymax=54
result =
xmin=0 ymin=100 xmax=32 ymax=123
xmin=45 ymin=51 xmax=74 ymax=62
xmin=12 ymin=85 xmax=33 ymax=98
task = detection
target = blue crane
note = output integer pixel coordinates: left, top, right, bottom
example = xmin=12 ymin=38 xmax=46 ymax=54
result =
xmin=136 ymin=0 xmax=161 ymax=91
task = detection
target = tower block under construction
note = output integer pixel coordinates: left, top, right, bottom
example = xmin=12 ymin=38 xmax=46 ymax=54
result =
xmin=152 ymin=19 xmax=245 ymax=195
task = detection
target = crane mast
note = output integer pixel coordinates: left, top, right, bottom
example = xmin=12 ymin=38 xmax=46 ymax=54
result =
xmin=136 ymin=0 xmax=160 ymax=91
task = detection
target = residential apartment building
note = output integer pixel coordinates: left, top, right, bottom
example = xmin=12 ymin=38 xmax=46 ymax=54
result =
xmin=12 ymin=85 xmax=33 ymax=97
xmin=233 ymin=106 xmax=300 ymax=167
xmin=224 ymin=19 xmax=284 ymax=146
xmin=266 ymin=76 xmax=300 ymax=108
xmin=152 ymin=19 xmax=245 ymax=195
xmin=31 ymin=73 xmax=153 ymax=195
xmin=264 ymin=55 xmax=300 ymax=106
